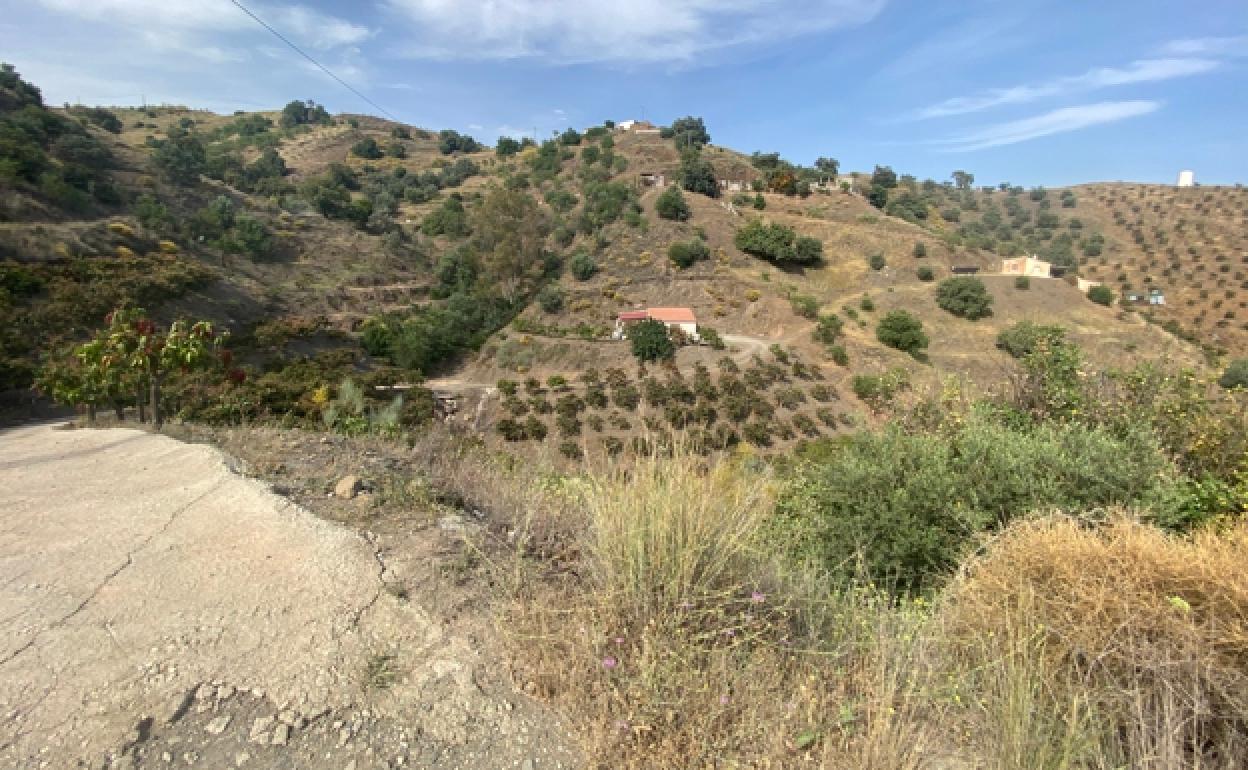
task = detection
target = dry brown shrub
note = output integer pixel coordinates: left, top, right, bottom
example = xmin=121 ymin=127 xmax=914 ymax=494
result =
xmin=942 ymin=513 xmax=1248 ymax=768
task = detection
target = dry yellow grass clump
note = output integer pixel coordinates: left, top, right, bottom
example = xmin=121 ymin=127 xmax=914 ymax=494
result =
xmin=943 ymin=514 xmax=1248 ymax=769
xmin=509 ymin=450 xmax=944 ymax=769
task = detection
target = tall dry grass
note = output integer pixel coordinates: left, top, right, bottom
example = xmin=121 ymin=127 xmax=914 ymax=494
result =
xmin=507 ymin=449 xmax=948 ymax=769
xmin=942 ymin=513 xmax=1248 ymax=769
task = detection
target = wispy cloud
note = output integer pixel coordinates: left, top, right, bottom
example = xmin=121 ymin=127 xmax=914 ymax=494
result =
xmin=916 ymin=58 xmax=1215 ymax=119
xmin=384 ymin=0 xmax=886 ymax=64
xmin=1162 ymin=35 xmax=1248 ymax=57
xmin=36 ymin=0 xmax=369 ymax=51
xmin=936 ymin=101 xmax=1160 ymax=152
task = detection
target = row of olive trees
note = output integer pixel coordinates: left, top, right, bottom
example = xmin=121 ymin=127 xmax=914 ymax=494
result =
xmin=37 ymin=307 xmax=235 ymax=428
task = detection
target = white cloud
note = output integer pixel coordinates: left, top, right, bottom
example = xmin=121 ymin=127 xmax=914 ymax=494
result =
xmin=916 ymin=58 xmax=1216 ymax=119
xmin=36 ymin=0 xmax=368 ymax=50
xmin=384 ymin=0 xmax=885 ymax=63
xmin=1162 ymin=35 xmax=1248 ymax=57
xmin=937 ymin=101 xmax=1160 ymax=152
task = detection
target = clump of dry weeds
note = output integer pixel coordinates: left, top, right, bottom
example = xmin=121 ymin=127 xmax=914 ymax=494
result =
xmin=942 ymin=513 xmax=1248 ymax=769
xmin=506 ymin=449 xmax=947 ymax=769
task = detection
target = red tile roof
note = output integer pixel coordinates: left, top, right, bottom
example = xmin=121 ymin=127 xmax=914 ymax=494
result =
xmin=646 ymin=307 xmax=696 ymax=323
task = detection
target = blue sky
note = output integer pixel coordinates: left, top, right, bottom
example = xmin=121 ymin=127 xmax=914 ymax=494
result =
xmin=4 ymin=0 xmax=1247 ymax=186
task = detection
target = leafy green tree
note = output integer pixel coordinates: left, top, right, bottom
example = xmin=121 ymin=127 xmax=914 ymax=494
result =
xmin=666 ymin=116 xmax=710 ymax=149
xmin=871 ymin=165 xmax=897 ymax=189
xmin=351 ymin=137 xmax=383 ymax=159
xmin=913 ymin=241 xmax=927 ymax=257
xmin=421 ymin=195 xmax=470 ymax=237
xmin=734 ymin=219 xmax=821 ymax=265
xmin=951 ymin=170 xmax=974 ymax=190
xmin=655 ymin=185 xmax=691 ymax=220
xmin=570 ymin=252 xmax=597 ymax=281
xmin=936 ymin=276 xmax=994 ymax=320
xmin=814 ymin=157 xmax=839 ymax=176
xmin=496 ymin=136 xmax=521 ymax=157
xmin=385 ymin=141 xmax=407 ymax=159
xmin=629 ymin=319 xmax=675 ymax=362
xmin=995 ymin=321 xmax=1066 ymax=359
xmin=679 ymin=152 xmax=719 ymax=198
xmin=668 ymin=239 xmax=709 ymax=268
xmin=471 ymin=187 xmax=551 ymax=302
xmin=868 ymin=254 xmax=886 ymax=271
xmin=559 ymin=128 xmax=582 ymax=145
xmin=1087 ymin=284 xmax=1114 ymax=306
xmin=152 ymin=134 xmax=206 ymax=185
xmin=916 ymin=266 xmax=935 ymax=281
xmin=876 ymin=310 xmax=928 ymax=353
xmin=438 ymin=130 xmax=481 ymax=154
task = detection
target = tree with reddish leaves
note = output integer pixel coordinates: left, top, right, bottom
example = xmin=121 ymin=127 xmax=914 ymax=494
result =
xmin=39 ymin=306 xmax=232 ymax=428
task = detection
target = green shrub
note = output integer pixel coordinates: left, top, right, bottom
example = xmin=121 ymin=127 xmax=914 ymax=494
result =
xmin=789 ymin=293 xmax=818 ymax=319
xmin=812 ymin=314 xmax=843 ymax=347
xmin=734 ymin=219 xmax=821 ymax=265
xmin=851 ymin=368 xmax=909 ymax=409
xmin=668 ymin=238 xmax=710 ymax=268
xmin=752 ymin=193 xmax=766 ymax=210
xmin=916 ymin=266 xmax=935 ymax=281
xmin=876 ymin=311 xmax=927 ymax=354
xmin=351 ymin=137 xmax=383 ymax=159
xmin=867 ymin=253 xmax=886 ymax=271
xmin=773 ymin=415 xmax=1168 ymax=591
xmin=1014 ymin=275 xmax=1030 ymax=290
xmin=655 ymin=185 xmax=691 ymax=221
xmin=628 ymin=319 xmax=674 ymax=362
xmin=537 ymin=286 xmax=565 ymax=314
xmin=995 ymin=321 xmax=1067 ymax=359
xmin=570 ymin=252 xmax=597 ymax=281
xmin=936 ymin=276 xmax=994 ymax=320
xmin=913 ymin=241 xmax=927 ymax=257
xmin=1219 ymin=358 xmax=1248 ymax=389
xmin=1087 ymin=284 xmax=1114 ymax=306
xmin=829 ymin=345 xmax=848 ymax=366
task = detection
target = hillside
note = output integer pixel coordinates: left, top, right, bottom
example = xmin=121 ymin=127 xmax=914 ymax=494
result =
xmin=0 ymin=63 xmax=1238 ymax=455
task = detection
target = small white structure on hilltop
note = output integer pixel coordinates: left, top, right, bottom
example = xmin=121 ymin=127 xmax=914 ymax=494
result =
xmin=1177 ymin=170 xmax=1195 ymax=187
xmin=1077 ymin=277 xmax=1103 ymax=293
xmin=1001 ymin=255 xmax=1053 ymax=278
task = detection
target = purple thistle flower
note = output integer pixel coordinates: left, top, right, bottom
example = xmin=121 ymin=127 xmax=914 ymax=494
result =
xmin=751 ymin=591 xmax=766 ymax=604
xmin=602 ymin=656 xmax=618 ymax=670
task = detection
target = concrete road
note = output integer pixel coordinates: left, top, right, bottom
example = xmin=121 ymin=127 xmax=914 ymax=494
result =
xmin=0 ymin=423 xmax=572 ymax=769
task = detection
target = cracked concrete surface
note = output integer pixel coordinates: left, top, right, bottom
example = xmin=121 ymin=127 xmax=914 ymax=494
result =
xmin=0 ymin=423 xmax=576 ymax=769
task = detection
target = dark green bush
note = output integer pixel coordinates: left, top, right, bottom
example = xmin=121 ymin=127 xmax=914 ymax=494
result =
xmin=774 ymin=415 xmax=1169 ymax=591
xmin=655 ymin=185 xmax=691 ymax=221
xmin=995 ymin=321 xmax=1067 ymax=359
xmin=1218 ymin=358 xmax=1248 ymax=389
xmin=1087 ymin=284 xmax=1114 ymax=306
xmin=936 ymin=276 xmax=993 ymax=320
xmin=668 ymin=239 xmax=710 ymax=268
xmin=916 ymin=266 xmax=935 ymax=281
xmin=628 ymin=319 xmax=674 ymax=362
xmin=570 ymin=252 xmax=597 ymax=281
xmin=876 ymin=310 xmax=928 ymax=353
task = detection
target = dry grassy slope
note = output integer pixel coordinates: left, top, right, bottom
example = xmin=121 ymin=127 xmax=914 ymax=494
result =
xmin=1071 ymin=183 xmax=1248 ymax=354
xmin=465 ymin=132 xmax=1206 ymax=402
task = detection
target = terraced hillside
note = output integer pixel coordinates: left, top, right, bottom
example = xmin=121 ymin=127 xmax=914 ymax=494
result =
xmin=0 ymin=64 xmax=1235 ymax=457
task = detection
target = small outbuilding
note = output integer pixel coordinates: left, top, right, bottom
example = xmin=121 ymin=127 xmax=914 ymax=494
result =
xmin=951 ymin=266 xmax=981 ymax=275
xmin=1001 ymin=255 xmax=1053 ymax=278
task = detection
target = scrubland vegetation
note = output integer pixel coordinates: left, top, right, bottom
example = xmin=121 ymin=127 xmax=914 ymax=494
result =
xmin=433 ymin=332 xmax=1248 ymax=768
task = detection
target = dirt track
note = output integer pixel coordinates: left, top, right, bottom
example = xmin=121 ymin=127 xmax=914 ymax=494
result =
xmin=0 ymin=423 xmax=573 ymax=769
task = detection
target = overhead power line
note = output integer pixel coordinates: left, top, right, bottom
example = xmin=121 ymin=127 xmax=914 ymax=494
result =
xmin=227 ymin=0 xmax=400 ymax=122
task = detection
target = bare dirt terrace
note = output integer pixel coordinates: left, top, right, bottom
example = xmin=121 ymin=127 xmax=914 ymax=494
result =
xmin=0 ymin=422 xmax=576 ymax=769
